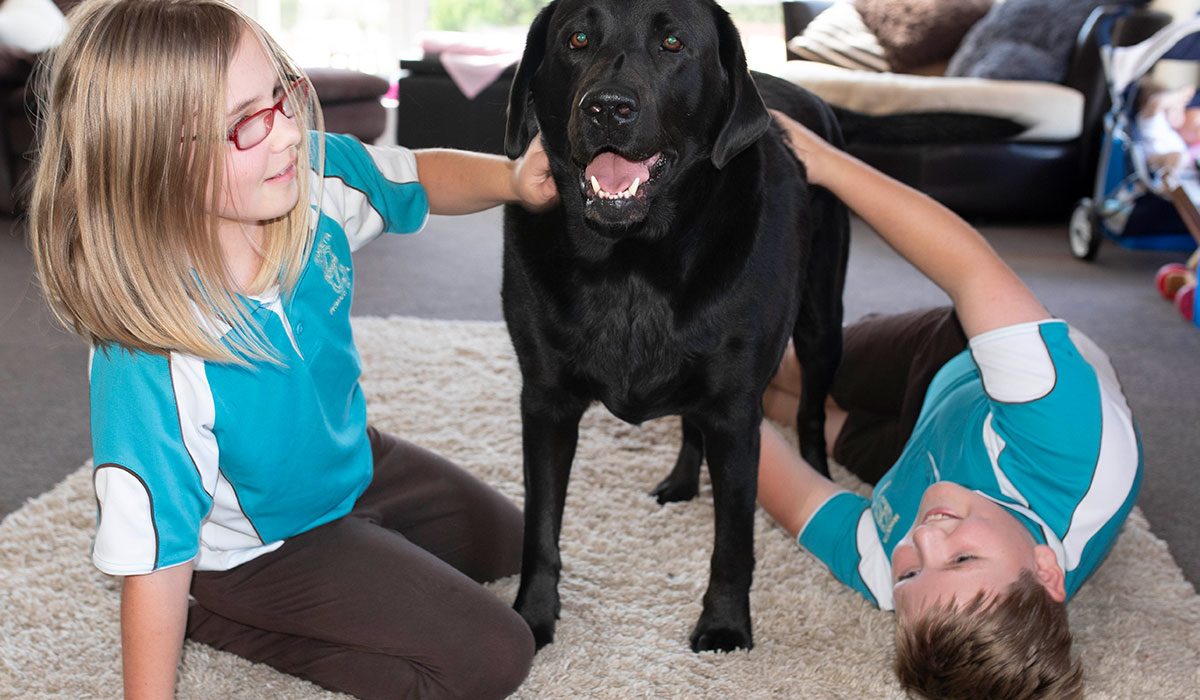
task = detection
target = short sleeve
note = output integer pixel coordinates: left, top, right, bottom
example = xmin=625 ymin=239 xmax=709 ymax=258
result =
xmin=799 ymin=491 xmax=894 ymax=610
xmin=969 ymin=322 xmax=1105 ymax=525
xmin=968 ymin=321 xmax=1142 ymax=589
xmin=316 ymin=132 xmax=430 ymax=252
xmin=89 ymin=346 xmax=213 ymax=574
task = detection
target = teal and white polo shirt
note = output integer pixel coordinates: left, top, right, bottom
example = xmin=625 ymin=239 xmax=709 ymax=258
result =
xmin=799 ymin=320 xmax=1143 ymax=610
xmin=89 ymin=133 xmax=429 ymax=575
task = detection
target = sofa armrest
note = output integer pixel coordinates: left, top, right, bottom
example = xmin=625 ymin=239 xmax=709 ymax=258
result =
xmin=782 ymin=1 xmax=835 ymax=60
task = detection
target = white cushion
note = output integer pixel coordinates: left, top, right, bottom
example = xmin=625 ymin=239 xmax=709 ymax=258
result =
xmin=786 ymin=2 xmax=890 ymax=72
xmin=759 ymin=60 xmax=1085 ymax=142
xmin=0 ymin=0 xmax=67 ymax=53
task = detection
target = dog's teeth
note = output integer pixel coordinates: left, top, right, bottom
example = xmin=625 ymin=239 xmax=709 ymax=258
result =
xmin=589 ymin=175 xmax=644 ymax=200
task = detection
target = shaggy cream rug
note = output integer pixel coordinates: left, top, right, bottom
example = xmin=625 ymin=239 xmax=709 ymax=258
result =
xmin=2 ymin=316 xmax=1198 ymax=699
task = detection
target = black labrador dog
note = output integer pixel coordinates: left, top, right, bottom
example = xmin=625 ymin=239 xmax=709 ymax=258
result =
xmin=502 ymin=0 xmax=849 ymax=653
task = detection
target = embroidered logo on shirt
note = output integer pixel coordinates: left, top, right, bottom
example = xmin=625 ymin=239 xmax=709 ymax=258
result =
xmin=314 ymin=232 xmax=350 ymax=314
xmin=872 ymin=480 xmax=902 ymax=544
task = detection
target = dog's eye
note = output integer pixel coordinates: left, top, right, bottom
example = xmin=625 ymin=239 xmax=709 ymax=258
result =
xmin=569 ymin=31 xmax=589 ymax=50
xmin=661 ymin=35 xmax=683 ymax=52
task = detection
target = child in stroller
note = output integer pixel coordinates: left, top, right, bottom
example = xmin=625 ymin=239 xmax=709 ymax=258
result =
xmin=1069 ymin=10 xmax=1200 ymax=261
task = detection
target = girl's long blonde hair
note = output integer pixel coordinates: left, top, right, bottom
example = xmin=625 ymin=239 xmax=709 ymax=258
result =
xmin=29 ymin=0 xmax=324 ymax=364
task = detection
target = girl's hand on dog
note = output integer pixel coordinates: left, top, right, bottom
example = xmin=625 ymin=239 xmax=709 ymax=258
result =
xmin=770 ymin=109 xmax=838 ymax=189
xmin=513 ymin=134 xmax=560 ymax=212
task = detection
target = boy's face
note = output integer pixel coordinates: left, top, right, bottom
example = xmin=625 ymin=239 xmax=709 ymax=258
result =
xmin=215 ymin=27 xmax=303 ymax=242
xmin=890 ymin=482 xmax=1065 ymax=616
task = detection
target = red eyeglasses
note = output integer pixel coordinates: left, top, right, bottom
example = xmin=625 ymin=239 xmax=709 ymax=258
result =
xmin=227 ymin=78 xmax=309 ymax=150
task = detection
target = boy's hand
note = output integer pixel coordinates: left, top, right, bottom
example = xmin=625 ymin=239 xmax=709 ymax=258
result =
xmin=769 ymin=109 xmax=836 ymax=189
xmin=512 ymin=134 xmax=559 ymax=212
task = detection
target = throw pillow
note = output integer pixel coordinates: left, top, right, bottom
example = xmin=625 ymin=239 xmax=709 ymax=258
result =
xmin=945 ymin=0 xmax=1107 ymax=82
xmin=855 ymin=0 xmax=993 ymax=74
xmin=788 ymin=2 xmax=890 ymax=72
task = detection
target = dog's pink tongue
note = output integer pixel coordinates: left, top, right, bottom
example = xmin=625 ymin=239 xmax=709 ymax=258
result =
xmin=585 ymin=152 xmax=655 ymax=193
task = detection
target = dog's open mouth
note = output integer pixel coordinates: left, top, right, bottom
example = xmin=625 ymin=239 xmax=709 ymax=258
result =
xmin=582 ymin=151 xmax=662 ymax=201
xmin=578 ymin=150 xmax=670 ymax=227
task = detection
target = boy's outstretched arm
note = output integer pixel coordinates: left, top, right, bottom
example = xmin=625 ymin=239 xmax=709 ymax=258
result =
xmin=758 ymin=422 xmax=845 ymax=538
xmin=415 ymin=134 xmax=558 ymax=215
xmin=771 ymin=110 xmax=1049 ymax=339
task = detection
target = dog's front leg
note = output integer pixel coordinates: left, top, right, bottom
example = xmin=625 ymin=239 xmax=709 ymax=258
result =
xmin=687 ymin=406 xmax=758 ymax=652
xmin=513 ymin=387 xmax=588 ymax=650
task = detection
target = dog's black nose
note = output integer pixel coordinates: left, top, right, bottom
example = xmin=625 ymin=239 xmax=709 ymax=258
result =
xmin=580 ymin=86 xmax=639 ymax=128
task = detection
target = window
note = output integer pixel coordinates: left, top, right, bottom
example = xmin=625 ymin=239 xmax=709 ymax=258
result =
xmin=237 ymin=0 xmax=785 ymax=75
xmin=236 ymin=0 xmax=408 ymax=74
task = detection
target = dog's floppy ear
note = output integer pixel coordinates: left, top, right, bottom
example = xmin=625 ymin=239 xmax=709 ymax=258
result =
xmin=710 ymin=5 xmax=770 ymax=169
xmin=505 ymin=2 xmax=556 ymax=159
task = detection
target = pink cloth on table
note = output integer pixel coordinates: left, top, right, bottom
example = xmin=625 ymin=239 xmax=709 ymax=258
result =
xmin=420 ymin=31 xmax=523 ymax=100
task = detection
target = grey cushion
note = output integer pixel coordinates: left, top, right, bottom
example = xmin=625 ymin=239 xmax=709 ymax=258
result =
xmin=945 ymin=0 xmax=1108 ymax=82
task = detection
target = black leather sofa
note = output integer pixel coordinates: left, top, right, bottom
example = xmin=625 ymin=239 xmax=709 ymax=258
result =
xmin=395 ymin=56 xmax=514 ymax=154
xmin=783 ymin=0 xmax=1170 ymax=220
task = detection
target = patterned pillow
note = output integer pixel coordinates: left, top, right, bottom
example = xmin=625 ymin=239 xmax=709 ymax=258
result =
xmin=787 ymin=2 xmax=890 ymax=73
xmin=855 ymin=0 xmax=993 ymax=74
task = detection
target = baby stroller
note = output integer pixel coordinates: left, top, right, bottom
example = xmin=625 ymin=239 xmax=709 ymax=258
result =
xmin=1069 ymin=8 xmax=1200 ymax=261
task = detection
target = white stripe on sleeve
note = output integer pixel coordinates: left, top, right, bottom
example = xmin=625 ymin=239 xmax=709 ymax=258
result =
xmin=969 ymin=321 xmax=1056 ymax=403
xmin=322 ymin=178 xmax=383 ymax=253
xmin=92 ymin=466 xmax=157 ymax=574
xmin=856 ymin=510 xmax=895 ymax=611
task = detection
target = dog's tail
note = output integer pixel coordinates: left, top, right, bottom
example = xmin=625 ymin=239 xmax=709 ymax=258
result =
xmin=830 ymin=106 xmax=1027 ymax=145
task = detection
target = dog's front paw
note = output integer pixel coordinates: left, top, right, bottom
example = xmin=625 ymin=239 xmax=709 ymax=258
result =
xmin=520 ymin=610 xmax=558 ymax=650
xmin=689 ymin=617 xmax=753 ymax=653
xmin=513 ymin=581 xmax=561 ymax=650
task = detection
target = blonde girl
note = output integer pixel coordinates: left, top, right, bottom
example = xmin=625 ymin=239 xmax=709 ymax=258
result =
xmin=29 ymin=1 xmax=556 ymax=698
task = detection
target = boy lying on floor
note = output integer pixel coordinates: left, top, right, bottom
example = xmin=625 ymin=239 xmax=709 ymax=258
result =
xmin=759 ymin=111 xmax=1142 ymax=700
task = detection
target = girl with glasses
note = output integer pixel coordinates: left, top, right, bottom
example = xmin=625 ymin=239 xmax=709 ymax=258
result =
xmin=27 ymin=1 xmax=558 ymax=698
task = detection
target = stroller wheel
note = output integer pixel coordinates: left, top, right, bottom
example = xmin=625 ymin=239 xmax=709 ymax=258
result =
xmin=1069 ymin=198 xmax=1102 ymax=261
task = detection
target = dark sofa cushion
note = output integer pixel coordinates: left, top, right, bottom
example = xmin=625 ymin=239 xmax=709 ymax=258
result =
xmin=0 ymin=45 xmax=34 ymax=87
xmin=305 ymin=67 xmax=389 ymax=104
xmin=855 ymin=0 xmax=992 ymax=73
xmin=945 ymin=0 xmax=1117 ymax=82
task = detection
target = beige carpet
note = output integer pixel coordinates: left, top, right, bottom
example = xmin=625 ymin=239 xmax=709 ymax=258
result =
xmin=2 ymin=316 xmax=1198 ymax=699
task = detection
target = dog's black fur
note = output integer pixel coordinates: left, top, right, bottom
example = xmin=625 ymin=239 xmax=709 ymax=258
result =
xmin=502 ymin=0 xmax=849 ymax=653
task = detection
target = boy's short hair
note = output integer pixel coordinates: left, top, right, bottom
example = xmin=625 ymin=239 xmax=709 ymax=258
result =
xmin=893 ymin=569 xmax=1083 ymax=700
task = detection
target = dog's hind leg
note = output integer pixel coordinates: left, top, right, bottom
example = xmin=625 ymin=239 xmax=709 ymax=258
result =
xmin=512 ymin=387 xmax=589 ymax=650
xmin=792 ymin=323 xmax=839 ymax=477
xmin=687 ymin=405 xmax=758 ymax=652
xmin=650 ymin=418 xmax=703 ymax=504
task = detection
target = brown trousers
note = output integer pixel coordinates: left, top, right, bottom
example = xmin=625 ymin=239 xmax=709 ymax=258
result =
xmin=186 ymin=427 xmax=533 ymax=700
xmin=830 ymin=306 xmax=969 ymax=485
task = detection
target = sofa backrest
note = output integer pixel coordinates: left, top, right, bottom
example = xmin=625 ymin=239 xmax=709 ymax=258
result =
xmin=780 ymin=0 xmax=1172 ymax=189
